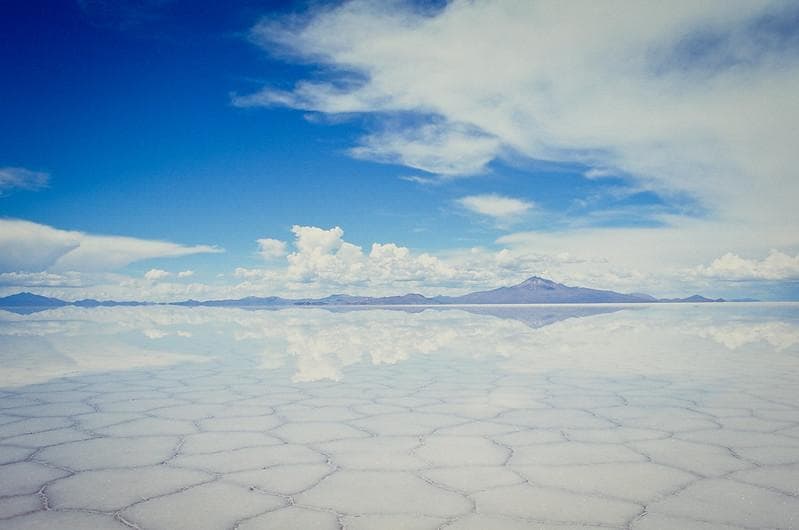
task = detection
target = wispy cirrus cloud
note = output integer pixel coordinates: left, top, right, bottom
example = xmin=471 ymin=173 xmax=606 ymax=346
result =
xmin=399 ymin=174 xmax=440 ymax=186
xmin=0 ymin=167 xmax=49 ymax=195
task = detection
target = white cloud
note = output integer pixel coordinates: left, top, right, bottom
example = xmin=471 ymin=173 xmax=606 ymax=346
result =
xmin=142 ymin=328 xmax=168 ymax=339
xmin=350 ymin=122 xmax=501 ymax=177
xmin=257 ymin=238 xmax=288 ymax=260
xmin=230 ymin=225 xmax=634 ymax=297
xmin=0 ymin=219 xmax=222 ymax=273
xmin=53 ymin=234 xmax=221 ymax=273
xmin=1 ymin=222 xmax=794 ymax=301
xmin=0 ymin=219 xmax=81 ymax=273
xmin=0 ymin=167 xmax=49 ymax=195
xmin=694 ymin=250 xmax=799 ymax=281
xmin=177 ymin=270 xmax=195 ymax=278
xmin=494 ymin=218 xmax=799 ymax=295
xmin=696 ymin=322 xmax=799 ymax=351
xmin=144 ymin=268 xmax=171 ymax=281
xmin=292 ymin=225 xmax=346 ymax=255
xmin=0 ymin=271 xmax=83 ymax=288
xmin=0 ymin=270 xmax=223 ymax=303
xmin=241 ymin=0 xmax=799 ymax=277
xmin=457 ymin=194 xmax=533 ymax=221
xmin=399 ymin=174 xmax=440 ymax=186
xmin=583 ymin=168 xmax=616 ymax=180
xmin=235 ymin=225 xmax=465 ymax=293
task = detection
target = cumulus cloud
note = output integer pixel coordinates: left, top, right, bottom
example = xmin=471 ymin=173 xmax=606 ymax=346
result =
xmin=144 ymin=269 xmax=171 ymax=281
xmin=457 ymin=194 xmax=534 ymax=222
xmin=694 ymin=250 xmax=799 ymax=281
xmin=0 ymin=219 xmax=222 ymax=273
xmin=272 ymin=225 xmax=459 ymax=286
xmin=236 ymin=225 xmax=465 ymax=293
xmin=231 ymin=225 xmax=647 ymax=297
xmin=257 ymin=238 xmax=288 ymax=260
xmin=0 ymin=167 xmax=49 ymax=195
xmin=292 ymin=225 xmax=347 ymax=255
xmin=177 ymin=270 xmax=194 ymax=278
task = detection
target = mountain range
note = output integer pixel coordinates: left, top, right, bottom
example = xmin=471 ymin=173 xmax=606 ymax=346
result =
xmin=0 ymin=276 xmax=727 ymax=313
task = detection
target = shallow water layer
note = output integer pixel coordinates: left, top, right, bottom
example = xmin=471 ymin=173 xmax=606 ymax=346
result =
xmin=0 ymin=303 xmax=798 ymax=529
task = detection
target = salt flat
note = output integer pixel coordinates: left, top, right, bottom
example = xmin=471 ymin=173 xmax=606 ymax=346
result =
xmin=0 ymin=303 xmax=798 ymax=529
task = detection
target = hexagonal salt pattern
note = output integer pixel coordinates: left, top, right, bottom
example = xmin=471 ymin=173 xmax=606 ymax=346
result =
xmin=0 ymin=303 xmax=798 ymax=529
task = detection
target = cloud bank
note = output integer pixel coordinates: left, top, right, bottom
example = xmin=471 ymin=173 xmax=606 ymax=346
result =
xmin=1 ymin=221 xmax=796 ymax=301
xmin=0 ymin=219 xmax=221 ymax=274
xmin=695 ymin=250 xmax=799 ymax=281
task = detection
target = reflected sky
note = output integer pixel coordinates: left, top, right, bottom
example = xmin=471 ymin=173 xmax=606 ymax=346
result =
xmin=1 ymin=304 xmax=798 ymax=388
xmin=3 ymin=304 xmax=799 ymax=529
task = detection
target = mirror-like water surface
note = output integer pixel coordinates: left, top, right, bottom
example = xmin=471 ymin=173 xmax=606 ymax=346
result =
xmin=1 ymin=304 xmax=798 ymax=529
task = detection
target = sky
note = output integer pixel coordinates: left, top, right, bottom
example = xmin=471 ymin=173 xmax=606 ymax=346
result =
xmin=1 ymin=0 xmax=798 ymax=301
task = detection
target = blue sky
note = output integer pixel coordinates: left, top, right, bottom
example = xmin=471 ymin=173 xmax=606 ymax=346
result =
xmin=1 ymin=0 xmax=798 ymax=300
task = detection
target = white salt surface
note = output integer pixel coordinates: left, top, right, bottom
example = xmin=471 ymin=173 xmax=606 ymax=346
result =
xmin=0 ymin=303 xmax=798 ymax=529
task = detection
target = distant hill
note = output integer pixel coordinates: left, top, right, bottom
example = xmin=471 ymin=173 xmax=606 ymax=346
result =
xmin=72 ymin=299 xmax=151 ymax=307
xmin=0 ymin=292 xmax=68 ymax=307
xmin=659 ymin=294 xmax=726 ymax=303
xmin=0 ymin=276 xmax=733 ymax=313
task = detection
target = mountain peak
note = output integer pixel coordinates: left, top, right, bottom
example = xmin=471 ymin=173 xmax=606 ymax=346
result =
xmin=516 ymin=276 xmax=560 ymax=289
